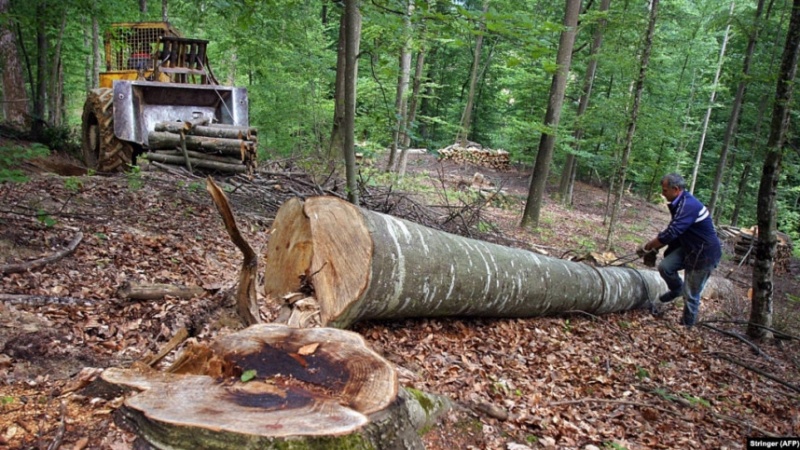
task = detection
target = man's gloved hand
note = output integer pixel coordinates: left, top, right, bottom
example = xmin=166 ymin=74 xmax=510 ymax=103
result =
xmin=643 ymin=251 xmax=657 ymax=267
xmin=636 ymin=244 xmax=649 ymax=258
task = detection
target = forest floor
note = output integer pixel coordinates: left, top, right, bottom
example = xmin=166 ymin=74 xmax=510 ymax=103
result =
xmin=0 ymin=146 xmax=799 ymax=450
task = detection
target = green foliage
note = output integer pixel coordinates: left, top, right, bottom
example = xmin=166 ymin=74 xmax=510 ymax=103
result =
xmin=1 ymin=396 xmax=13 ymax=405
xmin=36 ymin=209 xmax=56 ymax=228
xmin=635 ymin=366 xmax=650 ymax=380
xmin=0 ymin=143 xmax=49 ymax=183
xmin=126 ymin=165 xmax=143 ymax=191
xmin=64 ymin=177 xmax=83 ymax=192
xmin=681 ymin=393 xmax=711 ymax=408
xmin=603 ymin=442 xmax=629 ymax=450
xmin=240 ymin=369 xmax=257 ymax=382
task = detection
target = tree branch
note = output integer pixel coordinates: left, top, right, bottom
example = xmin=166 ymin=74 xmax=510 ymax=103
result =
xmin=0 ymin=231 xmax=83 ymax=274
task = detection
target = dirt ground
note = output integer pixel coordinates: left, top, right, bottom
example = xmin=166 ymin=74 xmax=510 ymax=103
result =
xmin=1 ymin=149 xmax=799 ymax=449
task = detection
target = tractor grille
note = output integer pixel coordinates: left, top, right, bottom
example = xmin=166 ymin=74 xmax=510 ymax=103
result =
xmin=106 ymin=26 xmax=168 ymax=72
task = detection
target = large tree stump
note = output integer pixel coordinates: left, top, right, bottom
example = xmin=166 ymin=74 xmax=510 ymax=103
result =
xmin=102 ymin=324 xmax=425 ymax=449
xmin=264 ymin=196 xmax=668 ymax=329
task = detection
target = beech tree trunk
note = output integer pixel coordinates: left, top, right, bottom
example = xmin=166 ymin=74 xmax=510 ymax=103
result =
xmin=708 ymin=0 xmax=764 ymax=216
xmin=386 ymin=0 xmax=414 ymax=173
xmin=263 ymin=196 xmax=666 ymax=329
xmin=749 ymin=0 xmax=800 ymax=340
xmin=328 ymin=10 xmax=361 ymax=163
xmin=689 ymin=1 xmax=734 ymax=194
xmin=521 ymin=0 xmax=581 ymax=228
xmin=344 ymin=0 xmax=361 ymax=205
xmin=558 ymin=0 xmax=611 ymax=205
xmin=455 ymin=0 xmax=489 ymax=148
xmin=604 ymin=0 xmax=658 ymax=249
xmin=0 ymin=0 xmax=28 ymax=129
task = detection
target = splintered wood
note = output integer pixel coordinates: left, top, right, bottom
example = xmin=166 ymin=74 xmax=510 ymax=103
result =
xmin=144 ymin=119 xmax=258 ymax=175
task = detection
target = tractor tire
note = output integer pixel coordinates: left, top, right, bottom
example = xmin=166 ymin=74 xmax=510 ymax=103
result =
xmin=81 ymin=88 xmax=134 ymax=172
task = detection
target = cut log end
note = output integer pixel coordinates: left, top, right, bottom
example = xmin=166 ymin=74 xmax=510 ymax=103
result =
xmin=103 ymin=324 xmax=398 ymax=448
xmin=263 ymin=197 xmax=373 ymax=328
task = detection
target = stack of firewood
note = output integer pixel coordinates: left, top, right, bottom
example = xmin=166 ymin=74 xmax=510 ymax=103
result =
xmin=143 ymin=119 xmax=258 ymax=175
xmin=438 ymin=142 xmax=510 ymax=170
xmin=718 ymin=225 xmax=794 ymax=274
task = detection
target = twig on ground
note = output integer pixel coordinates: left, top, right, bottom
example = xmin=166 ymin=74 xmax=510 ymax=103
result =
xmin=46 ymin=401 xmax=67 ymax=450
xmin=0 ymin=231 xmax=83 ymax=275
xmin=700 ymin=319 xmax=797 ymax=341
xmin=712 ymin=352 xmax=800 ymax=395
xmin=699 ymin=323 xmax=774 ymax=361
xmin=547 ymin=397 xmax=679 ymax=417
xmin=637 ymin=385 xmax=781 ymax=438
xmin=0 ymin=294 xmax=95 ymax=306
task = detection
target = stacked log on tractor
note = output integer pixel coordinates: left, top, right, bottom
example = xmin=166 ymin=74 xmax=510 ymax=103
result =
xmin=143 ymin=118 xmax=258 ymax=175
xmin=438 ymin=141 xmax=510 ymax=170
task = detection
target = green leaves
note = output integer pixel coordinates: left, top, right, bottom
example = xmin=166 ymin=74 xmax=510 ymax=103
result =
xmin=241 ymin=369 xmax=257 ymax=382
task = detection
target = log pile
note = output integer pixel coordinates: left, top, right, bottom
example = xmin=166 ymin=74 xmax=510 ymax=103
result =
xmin=438 ymin=142 xmax=510 ymax=170
xmin=143 ymin=119 xmax=258 ymax=175
xmin=717 ymin=225 xmax=794 ymax=274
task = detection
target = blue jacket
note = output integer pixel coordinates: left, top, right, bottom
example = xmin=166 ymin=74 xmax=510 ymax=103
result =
xmin=658 ymin=191 xmax=722 ymax=270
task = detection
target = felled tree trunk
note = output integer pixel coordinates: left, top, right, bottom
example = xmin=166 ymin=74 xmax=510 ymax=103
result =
xmin=264 ymin=196 xmax=667 ymax=329
xmin=103 ymin=324 xmax=426 ymax=449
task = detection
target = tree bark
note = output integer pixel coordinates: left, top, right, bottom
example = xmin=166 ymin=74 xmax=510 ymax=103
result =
xmin=92 ymin=11 xmax=99 ymax=88
xmin=386 ymin=0 xmax=414 ymax=173
xmin=143 ymin=153 xmax=248 ymax=173
xmin=521 ymin=0 xmax=582 ymax=228
xmin=604 ymin=0 xmax=658 ymax=249
xmin=749 ymin=0 xmax=800 ymax=340
xmin=455 ymin=0 xmax=489 ymax=148
xmin=147 ymin=131 xmax=255 ymax=156
xmin=344 ymin=0 xmax=361 ymax=205
xmin=102 ymin=324 xmax=426 ymax=449
xmin=49 ymin=12 xmax=67 ymax=126
xmin=32 ymin=0 xmax=48 ymax=138
xmin=402 ymin=47 xmax=427 ymax=150
xmin=689 ymin=1 xmax=735 ymax=194
xmin=154 ymin=122 xmax=257 ymax=140
xmin=0 ymin=0 xmax=28 ymax=130
xmin=558 ymin=0 xmax=611 ymax=205
xmin=708 ymin=0 xmax=764 ymax=216
xmin=116 ymin=282 xmax=206 ymax=301
xmin=263 ymin=196 xmax=665 ymax=330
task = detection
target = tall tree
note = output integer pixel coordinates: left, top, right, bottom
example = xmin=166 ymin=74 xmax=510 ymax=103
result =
xmin=604 ymin=0 xmax=659 ymax=249
xmin=521 ymin=0 xmax=582 ymax=228
xmin=343 ymin=0 xmax=361 ymax=205
xmin=330 ymin=7 xmax=362 ymax=166
xmin=48 ymin=13 xmax=67 ymax=127
xmin=709 ymin=0 xmax=766 ymax=218
xmin=0 ymin=0 xmax=28 ymax=129
xmin=386 ymin=0 xmax=414 ymax=173
xmin=749 ymin=0 xmax=800 ymax=340
xmin=31 ymin=0 xmax=49 ymax=138
xmin=558 ymin=0 xmax=612 ymax=205
xmin=455 ymin=0 xmax=489 ymax=147
xmin=689 ymin=1 xmax=735 ymax=194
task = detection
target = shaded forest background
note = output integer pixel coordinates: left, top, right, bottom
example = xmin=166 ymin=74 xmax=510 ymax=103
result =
xmin=1 ymin=0 xmax=800 ymax=246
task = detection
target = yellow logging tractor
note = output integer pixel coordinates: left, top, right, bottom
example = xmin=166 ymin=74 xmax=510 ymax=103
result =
xmin=81 ymin=22 xmax=255 ymax=173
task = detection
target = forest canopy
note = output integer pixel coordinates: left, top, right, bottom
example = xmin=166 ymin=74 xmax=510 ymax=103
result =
xmin=1 ymin=0 xmax=799 ymax=248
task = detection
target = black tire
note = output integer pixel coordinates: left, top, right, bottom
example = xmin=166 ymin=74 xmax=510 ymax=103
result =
xmin=81 ymin=88 xmax=134 ymax=172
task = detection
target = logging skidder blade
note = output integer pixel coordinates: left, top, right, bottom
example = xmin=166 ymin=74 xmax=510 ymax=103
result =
xmin=263 ymin=196 xmax=667 ymax=329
